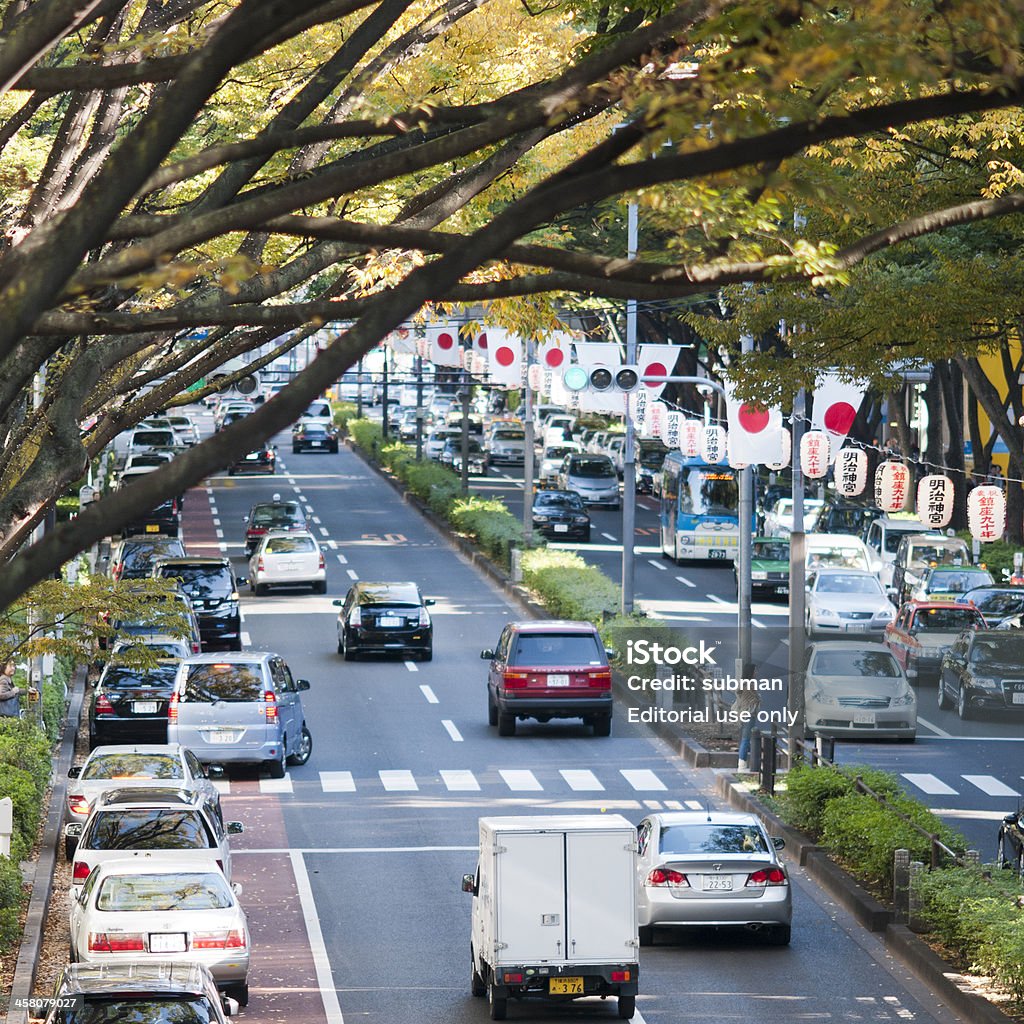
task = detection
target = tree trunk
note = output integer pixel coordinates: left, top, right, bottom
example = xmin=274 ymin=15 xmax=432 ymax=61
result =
xmin=938 ymin=362 xmax=968 ymax=530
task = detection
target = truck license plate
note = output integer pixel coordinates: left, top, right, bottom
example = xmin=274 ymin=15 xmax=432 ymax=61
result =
xmin=703 ymin=876 xmax=733 ymax=891
xmin=547 ymin=674 xmax=570 ymax=687
xmin=549 ymin=978 xmax=583 ymax=995
xmin=145 ymin=524 xmax=160 ymax=533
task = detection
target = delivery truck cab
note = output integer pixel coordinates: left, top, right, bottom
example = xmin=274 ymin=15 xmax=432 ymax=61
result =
xmin=462 ymin=814 xmax=639 ymax=1020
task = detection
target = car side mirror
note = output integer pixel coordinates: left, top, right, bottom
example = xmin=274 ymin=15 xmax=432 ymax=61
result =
xmin=772 ymin=836 xmax=786 ymax=850
xmin=226 ymin=821 xmax=244 ymax=835
xmin=231 ymin=882 xmax=244 ymax=897
xmin=242 ymin=515 xmax=248 ymax=522
xmin=67 ymin=766 xmax=82 ymax=779
xmin=332 ymin=599 xmax=344 ymax=607
xmin=480 ymin=649 xmax=494 ymax=660
xmin=462 ymin=873 xmax=477 ymax=895
xmin=237 ymin=577 xmax=248 ymax=587
xmin=424 ymin=598 xmax=436 ymax=606
xmin=296 ymin=678 xmax=311 ymax=691
xmin=206 ymin=764 xmax=226 ymax=780
xmin=604 ymin=648 xmax=617 ymax=660
xmin=222 ymin=995 xmax=239 ymax=1016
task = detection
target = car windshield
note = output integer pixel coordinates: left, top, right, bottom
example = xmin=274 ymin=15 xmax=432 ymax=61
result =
xmin=966 ymin=591 xmax=1024 ymax=617
xmin=358 ymin=584 xmax=421 ymax=607
xmin=814 ymin=574 xmax=881 ymax=595
xmin=82 ymin=754 xmax=182 ymax=780
xmin=752 ymin=541 xmax=789 ymax=561
xmin=910 ymin=543 xmax=968 ymax=565
xmin=536 ymin=493 xmax=585 ymax=510
xmin=96 ymin=871 xmax=232 ymax=912
xmin=493 ymin=430 xmax=524 ymax=441
xmin=544 ymin=447 xmax=575 ymax=460
xmin=99 ymin=666 xmax=178 ymax=690
xmin=121 ymin=543 xmax=185 ymax=572
xmin=54 ymin=999 xmax=215 ymax=1024
xmin=927 ymin=571 xmax=991 ymax=593
xmin=659 ymin=823 xmax=768 ymax=855
xmin=264 ymin=536 xmax=316 ymax=554
xmin=811 ymin=650 xmax=901 ymax=677
xmin=85 ymin=809 xmax=212 ymax=850
xmin=512 ymin=633 xmax=603 ymax=665
xmin=158 ymin=566 xmax=233 ymax=599
xmin=131 ymin=430 xmax=175 ymax=446
xmin=807 ymin=549 xmax=867 ymax=570
xmin=251 ymin=506 xmax=303 ymax=528
xmin=571 ymin=458 xmax=615 ymax=479
xmin=184 ymin=663 xmax=264 ymax=702
xmin=885 ymin=528 xmax=926 ymax=554
xmin=913 ymin=607 xmax=981 ymax=631
xmin=970 ymin=637 xmax=1024 ymax=665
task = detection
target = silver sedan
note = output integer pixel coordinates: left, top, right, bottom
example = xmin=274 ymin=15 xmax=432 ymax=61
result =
xmin=805 ymin=567 xmax=897 ymax=638
xmin=69 ymin=859 xmax=250 ymax=1006
xmin=635 ymin=811 xmax=792 ymax=945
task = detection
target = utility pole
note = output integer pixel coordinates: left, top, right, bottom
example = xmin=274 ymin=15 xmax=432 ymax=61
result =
xmin=414 ymin=355 xmax=424 ymax=460
xmin=621 ymin=201 xmax=639 ymax=615
xmin=787 ymin=383 xmax=807 ymax=761
xmin=381 ymin=349 xmax=390 ymax=439
xmin=460 ymin=370 xmax=471 ymax=496
xmin=736 ymin=333 xmax=754 ymax=681
xmin=522 ymin=340 xmax=536 ymax=542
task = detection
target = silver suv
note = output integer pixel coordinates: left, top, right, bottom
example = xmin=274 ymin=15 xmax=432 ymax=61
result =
xmin=558 ymin=453 xmax=621 ymax=509
xmin=167 ymin=652 xmax=313 ymax=778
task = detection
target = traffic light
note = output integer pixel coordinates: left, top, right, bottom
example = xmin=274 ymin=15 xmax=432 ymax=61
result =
xmin=561 ymin=364 xmax=640 ymax=393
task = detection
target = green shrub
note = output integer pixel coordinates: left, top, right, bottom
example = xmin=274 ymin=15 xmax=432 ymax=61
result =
xmin=0 ymin=721 xmax=51 ymax=797
xmin=779 ymin=763 xmax=902 ymax=836
xmin=332 ymin=401 xmax=359 ymax=431
xmin=0 ymin=763 xmax=43 ymax=863
xmin=450 ymin=497 xmax=536 ymax=567
xmin=521 ymin=548 xmax=619 ymax=621
xmin=0 ymin=856 xmax=25 ymax=948
xmin=347 ymin=418 xmax=383 ymax=455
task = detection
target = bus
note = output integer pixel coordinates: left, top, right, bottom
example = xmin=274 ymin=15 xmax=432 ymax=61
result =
xmin=659 ymin=453 xmax=740 ymax=563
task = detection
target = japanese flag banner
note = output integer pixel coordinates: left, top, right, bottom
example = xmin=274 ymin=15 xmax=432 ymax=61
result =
xmin=486 ymin=330 xmax=523 ymax=389
xmin=810 ymin=372 xmax=866 ymax=456
xmin=723 ymin=380 xmax=785 ymax=465
xmin=537 ymin=331 xmax=574 ymax=373
xmin=427 ymin=325 xmax=461 ymax=367
xmin=472 ymin=330 xmax=490 ymax=355
xmin=636 ymin=344 xmax=679 ymax=399
xmin=386 ymin=329 xmax=417 ymax=355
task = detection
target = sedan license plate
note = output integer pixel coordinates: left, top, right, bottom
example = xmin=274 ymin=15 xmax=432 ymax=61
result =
xmin=1013 ymin=693 xmax=1024 ymax=705
xmin=777 ymin=586 xmax=789 ymax=595
xmin=549 ymin=978 xmax=583 ymax=995
xmin=708 ymin=549 xmax=728 ymax=559
xmin=206 ymin=729 xmax=241 ymax=744
xmin=145 ymin=524 xmax=160 ymax=533
xmin=133 ymin=701 xmax=158 ymax=715
xmin=703 ymin=875 xmax=733 ymax=891
xmin=845 ymin=623 xmax=867 ymax=633
xmin=853 ymin=711 xmax=875 ymax=724
xmin=379 ymin=616 xmax=402 ymax=627
xmin=553 ymin=524 xmax=569 ymax=533
xmin=547 ymin=674 xmax=570 ymax=687
xmin=149 ymin=933 xmax=186 ymax=953
xmin=310 ymin=441 xmax=323 ymax=447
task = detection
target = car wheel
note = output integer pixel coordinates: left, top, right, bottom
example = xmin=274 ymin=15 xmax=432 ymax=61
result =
xmin=64 ymin=835 xmax=77 ymax=861
xmin=331 ymin=444 xmax=339 ymax=453
xmin=488 ymin=691 xmax=498 ymax=727
xmin=254 ymin=583 xmax=268 ymax=596
xmin=342 ymin=632 xmax=356 ymax=661
xmin=228 ymin=467 xmax=236 ymax=476
xmin=956 ymin=684 xmax=974 ymax=720
xmin=87 ymin=731 xmax=99 ymax=751
xmin=766 ymin=924 xmax=792 ymax=946
xmin=312 ymin=580 xmax=327 ymax=594
xmin=997 ymin=832 xmax=1008 ymax=868
xmin=337 ymin=634 xmax=344 ymax=656
xmin=266 ymin=755 xmax=286 ymax=779
xmin=471 ymin=949 xmax=486 ymax=997
xmin=497 ymin=712 xmax=516 ymax=737
xmin=225 ymin=983 xmax=249 ymax=1008
xmin=419 ymin=645 xmax=432 ymax=662
xmin=488 ymin=979 xmax=507 ymax=1021
xmin=593 ymin=715 xmax=612 ymax=737
xmin=287 ymin=726 xmax=313 ymax=766
xmin=638 ymin=925 xmax=654 ymax=946
xmin=617 ymin=995 xmax=636 ymax=1020
xmin=292 ymin=446 xmax=301 ymax=454
xmin=937 ymin=678 xmax=952 ymax=710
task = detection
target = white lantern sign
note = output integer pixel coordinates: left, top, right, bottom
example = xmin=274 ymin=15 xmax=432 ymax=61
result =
xmin=799 ymin=430 xmax=830 ymax=479
xmin=700 ymin=424 xmax=727 ymax=464
xmin=680 ymin=420 xmax=702 ymax=459
xmin=526 ymin=363 xmax=545 ymax=392
xmin=968 ymin=484 xmax=1005 ymax=542
xmin=765 ymin=428 xmax=791 ymax=471
xmin=727 ymin=433 xmax=749 ymax=469
xmin=835 ymin=447 xmax=868 ymax=496
xmin=664 ymin=412 xmax=682 ymax=450
xmin=874 ymin=461 xmax=910 ymax=513
xmin=648 ymin=401 xmax=668 ymax=439
xmin=916 ymin=475 xmax=953 ymax=529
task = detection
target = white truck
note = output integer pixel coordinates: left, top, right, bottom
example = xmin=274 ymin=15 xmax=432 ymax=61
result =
xmin=462 ymin=815 xmax=639 ymax=1021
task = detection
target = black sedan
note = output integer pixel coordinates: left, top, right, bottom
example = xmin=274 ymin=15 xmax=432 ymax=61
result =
xmin=88 ymin=663 xmax=179 ymax=748
xmin=531 ymin=490 xmax=591 ymax=542
xmin=228 ymin=443 xmax=276 ymax=475
xmin=997 ymin=810 xmax=1024 ymax=877
xmin=334 ymin=581 xmax=434 ymax=660
xmin=293 ymin=420 xmax=340 ymax=453
xmin=938 ymin=630 xmax=1024 ymax=719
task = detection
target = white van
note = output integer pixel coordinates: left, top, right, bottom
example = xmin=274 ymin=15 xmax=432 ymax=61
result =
xmin=863 ymin=517 xmax=942 ymax=588
xmin=805 ymin=533 xmax=874 ymax=573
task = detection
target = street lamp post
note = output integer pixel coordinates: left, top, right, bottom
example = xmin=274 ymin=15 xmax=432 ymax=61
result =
xmin=621 ymin=202 xmax=639 ymax=615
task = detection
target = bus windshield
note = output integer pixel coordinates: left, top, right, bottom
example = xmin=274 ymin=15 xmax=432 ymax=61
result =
xmin=681 ymin=467 xmax=738 ymax=516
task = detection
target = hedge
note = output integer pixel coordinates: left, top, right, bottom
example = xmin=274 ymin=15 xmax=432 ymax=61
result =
xmin=779 ymin=762 xmax=903 ymax=836
xmin=521 ymin=548 xmax=619 ymax=621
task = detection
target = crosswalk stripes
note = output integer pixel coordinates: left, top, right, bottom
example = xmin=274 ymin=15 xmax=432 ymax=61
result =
xmin=440 ymin=770 xmax=480 ymax=792
xmin=319 ymin=771 xmax=356 ymax=792
xmin=560 ymin=769 xmax=603 ymax=791
xmin=962 ymin=775 xmax=1020 ymax=798
xmin=499 ymin=769 xmax=543 ymax=792
xmin=621 ymin=769 xmax=667 ymax=791
xmin=902 ymin=772 xmax=1021 ymax=798
xmin=901 ymin=773 xmax=957 ymax=795
xmin=380 ymin=770 xmax=418 ymax=791
xmin=260 ymin=774 xmax=293 ymax=794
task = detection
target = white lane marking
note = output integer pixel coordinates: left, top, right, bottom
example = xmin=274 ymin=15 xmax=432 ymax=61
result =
xmin=752 ymin=619 xmax=766 ymax=630
xmin=289 ymin=851 xmax=345 ymax=1024
xmin=664 ymin=800 xmax=683 ymax=810
xmin=240 ymin=632 xmax=251 ymax=647
xmin=336 ymin=554 xmax=348 ymax=565
xmin=287 ymin=478 xmax=297 ymax=486
xmin=647 ymin=559 xmax=667 ymax=571
xmin=419 ymin=685 xmax=439 ymax=704
xmin=442 ymin=719 xmax=464 ymax=742
xmin=260 ymin=773 xmax=293 ymax=794
xmin=211 ymin=780 xmax=231 ymax=795
xmin=499 ymin=769 xmax=543 ymax=791
xmin=312 ymin=515 xmax=322 ymax=524
xmin=601 ymin=532 xmax=618 ymax=542
xmin=621 ymin=769 xmax=667 ymax=791
xmin=212 ymin=517 xmax=221 ymax=527
xmin=902 ymin=773 xmax=958 ymax=795
xmin=327 ymin=540 xmax=338 ymax=550
xmin=404 ymin=660 xmax=419 ymax=673
xmin=320 ymin=771 xmax=356 ymax=793
xmin=441 ymin=770 xmax=480 ymax=792
xmin=218 ymin=543 xmax=228 ymax=554
xmin=963 ymin=775 xmax=1020 ymax=797
xmin=675 ymin=575 xmax=696 ymax=588
xmin=346 ymin=569 xmax=359 ymax=580
xmin=706 ymin=594 xmax=730 ymax=606
xmin=319 ymin=526 xmax=329 ymax=537
xmin=655 ymin=615 xmax=711 ymax=622
xmin=305 ymin=506 xmax=315 ymax=514
xmin=215 ymin=528 xmax=223 ymax=539
xmin=642 ymin=800 xmax=663 ymax=810
xmin=560 ymin=769 xmax=604 ymax=791
xmin=685 ymin=800 xmax=703 ymax=810
xmin=379 ymin=770 xmax=418 ymax=791
xmin=915 ymin=715 xmax=951 ymax=738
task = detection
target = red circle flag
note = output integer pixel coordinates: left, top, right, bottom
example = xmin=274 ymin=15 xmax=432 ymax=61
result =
xmin=495 ymin=346 xmax=516 ymax=367
xmin=642 ymin=362 xmax=667 ymax=388
xmin=477 ymin=332 xmax=488 ymax=350
xmin=544 ymin=348 xmax=565 ymax=368
xmin=823 ymin=402 xmax=856 ymax=435
xmin=437 ymin=331 xmax=455 ymax=350
xmin=737 ymin=403 xmax=770 ymax=434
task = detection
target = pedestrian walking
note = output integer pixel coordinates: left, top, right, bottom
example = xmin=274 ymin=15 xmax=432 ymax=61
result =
xmin=0 ymin=660 xmax=28 ymax=718
xmin=735 ymin=680 xmax=761 ymax=772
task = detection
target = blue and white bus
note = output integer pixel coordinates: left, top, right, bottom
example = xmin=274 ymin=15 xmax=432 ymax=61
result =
xmin=659 ymin=453 xmax=740 ymax=563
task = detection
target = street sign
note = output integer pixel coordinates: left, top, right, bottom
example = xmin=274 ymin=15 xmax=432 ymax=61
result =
xmin=185 ymin=377 xmax=206 ymax=392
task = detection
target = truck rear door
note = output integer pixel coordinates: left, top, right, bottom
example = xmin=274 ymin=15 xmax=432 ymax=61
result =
xmin=565 ymin=830 xmax=637 ymax=962
xmin=495 ymin=831 xmax=565 ymax=962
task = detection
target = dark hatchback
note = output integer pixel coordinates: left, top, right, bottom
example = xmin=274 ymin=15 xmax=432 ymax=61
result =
xmin=292 ymin=421 xmax=340 ymax=453
xmin=243 ymin=499 xmax=307 ymax=555
xmin=118 ymin=470 xmax=181 ymax=538
xmin=110 ymin=535 xmax=187 ymax=581
xmin=956 ymin=586 xmax=1024 ymax=626
xmin=228 ymin=443 xmax=276 ymax=475
xmin=334 ymin=582 xmax=434 ymax=660
xmin=152 ymin=557 xmax=242 ymax=651
xmin=88 ymin=662 xmax=180 ymax=748
xmin=531 ymin=490 xmax=591 ymax=542
xmin=938 ymin=630 xmax=1024 ymax=719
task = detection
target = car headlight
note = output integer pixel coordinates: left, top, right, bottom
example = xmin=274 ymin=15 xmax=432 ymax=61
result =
xmin=533 ymin=514 xmax=548 ymax=522
xmin=751 ymin=571 xmax=768 ymax=581
xmin=816 ymin=607 xmax=839 ymax=619
xmin=572 ymin=515 xmax=589 ymax=524
xmin=874 ymin=608 xmax=895 ymax=621
xmin=970 ymin=675 xmax=999 ymax=690
xmin=891 ymin=688 xmax=916 ymax=706
xmin=808 ymin=687 xmax=838 ymax=705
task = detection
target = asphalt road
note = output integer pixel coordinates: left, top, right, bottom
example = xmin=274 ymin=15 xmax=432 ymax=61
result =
xmin=175 ymin=407 xmax=976 ymax=1023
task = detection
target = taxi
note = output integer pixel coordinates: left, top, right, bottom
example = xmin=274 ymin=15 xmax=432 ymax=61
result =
xmin=884 ymin=601 xmax=986 ymax=682
xmin=907 ymin=565 xmax=994 ymax=603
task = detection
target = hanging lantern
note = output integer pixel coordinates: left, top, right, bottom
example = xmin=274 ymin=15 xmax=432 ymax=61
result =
xmin=681 ymin=420 xmax=702 ymax=459
xmin=874 ymin=461 xmax=911 ymax=513
xmin=799 ymin=430 xmax=830 ymax=480
xmin=526 ymin=363 xmax=545 ymax=392
xmin=471 ymin=353 xmax=487 ymax=377
xmin=647 ymin=401 xmax=668 ymax=439
xmin=416 ymin=337 xmax=430 ymax=358
xmin=727 ymin=433 xmax=749 ymax=470
xmin=629 ymin=387 xmax=649 ymax=427
xmin=916 ymin=475 xmax=953 ymax=529
xmin=700 ymin=424 xmax=727 ymax=464
xmin=462 ymin=349 xmax=474 ymax=371
xmin=835 ymin=447 xmax=868 ymax=496
xmin=664 ymin=412 xmax=683 ymax=450
xmin=765 ymin=428 xmax=791 ymax=471
xmin=968 ymin=484 xmax=1006 ymax=542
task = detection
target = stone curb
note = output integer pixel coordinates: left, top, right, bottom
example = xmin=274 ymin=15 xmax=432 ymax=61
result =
xmin=6 ymin=670 xmax=86 ymax=1024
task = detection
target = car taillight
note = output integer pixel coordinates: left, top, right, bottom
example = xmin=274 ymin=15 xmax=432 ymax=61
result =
xmin=67 ymin=795 xmax=91 ymax=817
xmin=318 ymin=552 xmax=325 ymax=570
xmin=168 ymin=692 xmax=179 ymax=723
xmin=502 ymin=972 xmax=524 ymax=984
xmin=349 ymin=607 xmax=362 ymax=627
xmin=264 ymin=690 xmax=278 ymax=719
xmin=590 ymin=668 xmax=612 ymax=689
xmin=646 ymin=867 xmax=688 ymax=887
xmin=88 ymin=932 xmax=145 ymax=952
xmin=72 ymin=861 xmax=92 ymax=883
xmin=193 ymin=929 xmax=246 ymax=950
xmin=611 ymin=970 xmax=631 ymax=982
xmin=418 ymin=607 xmax=430 ymax=626
xmin=746 ymin=867 xmax=787 ymax=887
xmin=94 ymin=694 xmax=115 ymax=717
xmin=256 ymin=557 xmax=265 ymax=572
xmin=111 ymin=564 xmax=123 ymax=581
xmin=502 ymin=670 xmax=528 ymax=690
xmin=191 ymin=641 xmax=201 ymax=654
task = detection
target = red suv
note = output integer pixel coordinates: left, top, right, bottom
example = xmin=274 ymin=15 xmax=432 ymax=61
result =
xmin=482 ymin=620 xmax=613 ymax=737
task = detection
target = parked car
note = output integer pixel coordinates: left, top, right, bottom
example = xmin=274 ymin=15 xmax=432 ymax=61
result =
xmin=107 ymin=589 xmax=203 ymax=654
xmin=804 ymin=641 xmax=916 ymax=740
xmin=481 ymin=620 xmax=614 ymax=736
xmin=531 ymin=490 xmax=591 ymax=541
xmin=557 ymin=453 xmax=620 ymax=509
xmin=891 ymin=534 xmax=971 ymax=600
xmin=88 ymin=662 xmax=180 ymax=750
xmin=167 ymin=652 xmax=312 ymax=776
xmin=152 ymin=557 xmax=242 ymax=651
xmin=334 ymin=582 xmax=434 ymax=660
xmin=635 ymin=811 xmax=792 ymax=946
xmin=243 ymin=497 xmax=307 ymax=556
xmin=111 ymin=635 xmax=192 ymax=661
xmin=906 ymin=565 xmax=994 ymax=603
xmin=227 ymin=443 xmax=276 ymax=475
xmin=739 ymin=537 xmax=790 ymax=598
xmin=64 ymin=744 xmax=224 ymax=860
xmin=955 ymin=586 xmax=1024 ymax=626
xmin=805 ymin=568 xmax=897 ymax=638
xmin=43 ymin=962 xmax=238 ymax=1024
xmin=884 ymin=601 xmax=986 ymax=682
xmin=68 ymin=860 xmax=250 ymax=1006
xmin=938 ymin=630 xmax=1024 ymax=719
xmin=109 ymin=535 xmax=186 ymax=581
xmin=997 ymin=810 xmax=1024 ymax=878
xmin=247 ymin=530 xmax=326 ymax=595
xmin=292 ymin=420 xmax=340 ymax=453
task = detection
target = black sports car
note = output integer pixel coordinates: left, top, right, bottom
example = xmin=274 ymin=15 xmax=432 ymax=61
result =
xmin=293 ymin=421 xmax=340 ymax=453
xmin=531 ymin=490 xmax=591 ymax=542
xmin=228 ymin=444 xmax=276 ymax=475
